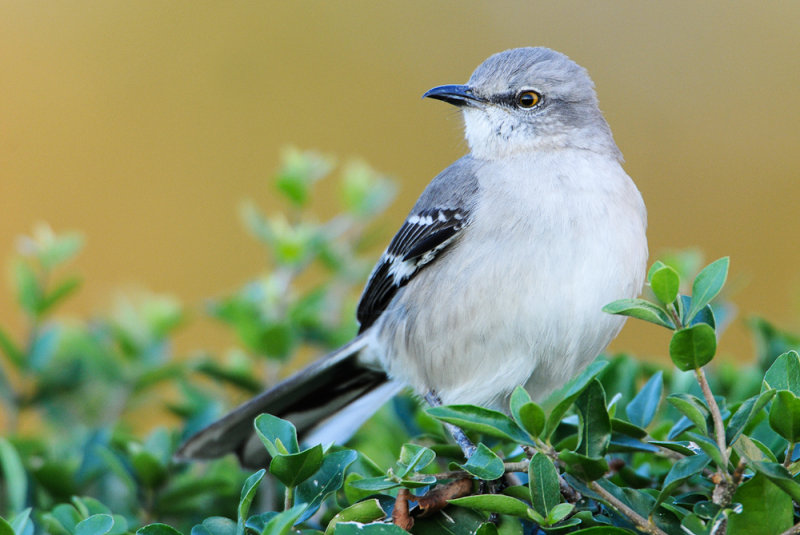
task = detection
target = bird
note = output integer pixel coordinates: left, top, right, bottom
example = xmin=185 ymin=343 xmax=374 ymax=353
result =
xmin=177 ymin=47 xmax=648 ymax=467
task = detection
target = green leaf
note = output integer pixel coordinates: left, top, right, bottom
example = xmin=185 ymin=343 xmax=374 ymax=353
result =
xmin=426 ymin=405 xmax=531 ymax=444
xmin=260 ymin=505 xmax=305 ymax=535
xmin=647 ymin=260 xmax=668 ymax=283
xmin=334 ymin=523 xmax=408 ymax=535
xmin=449 ymin=495 xmax=531 ymax=518
xmin=545 ymin=360 xmax=609 ymax=439
xmin=727 ymin=473 xmax=792 ymax=535
xmin=546 ymin=503 xmax=574 ymax=525
xmin=474 ymin=523 xmax=498 ymax=535
xmin=574 ymin=379 xmax=610 ymax=458
xmin=568 ymin=528 xmax=634 ymax=534
xmin=763 ymin=350 xmax=800 ymax=395
xmin=296 ymin=449 xmax=358 ymax=523
xmin=270 ymin=445 xmax=324 ymax=487
xmin=685 ymin=432 xmax=725 ymax=469
xmin=654 ymin=453 xmax=710 ymax=509
xmin=650 ymin=266 xmax=680 ymax=305
xmin=459 ymin=443 xmax=504 ymax=480
xmin=347 ymin=476 xmax=402 ymax=492
xmin=0 ymin=326 xmax=24 ymax=368
xmin=396 ymin=443 xmax=436 ymax=477
xmin=75 ymin=515 xmax=114 ymax=535
xmin=669 ymin=324 xmax=717 ymax=371
xmin=0 ymin=438 xmax=27 ymax=514
xmin=254 ymin=414 xmax=300 ymax=456
xmin=324 ymin=500 xmax=386 ymax=535
xmin=686 ymin=257 xmax=729 ymax=323
xmin=510 ymin=386 xmax=544 ymax=438
xmin=558 ymin=451 xmax=609 ymax=481
xmin=191 ymin=517 xmax=237 ymax=535
xmin=610 ymin=418 xmax=648 ymax=439
xmin=666 ymin=393 xmax=709 ymax=435
xmin=750 ymin=461 xmax=800 ymax=503
xmin=237 ymin=469 xmax=265 ymax=535
xmin=9 ymin=509 xmax=32 ymax=535
xmin=38 ymin=276 xmax=82 ymax=315
xmin=625 ymin=371 xmax=663 ymax=428
xmin=528 ymin=453 xmax=560 ymax=518
xmin=137 ymin=524 xmax=184 ymax=535
xmin=0 ymin=518 xmax=13 ymax=535
xmin=602 ymin=299 xmax=674 ymax=329
xmin=768 ymin=390 xmax=800 ymax=442
xmin=726 ymin=389 xmax=776 ymax=445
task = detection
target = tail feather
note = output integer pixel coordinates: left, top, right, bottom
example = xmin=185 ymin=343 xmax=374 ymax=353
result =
xmin=176 ymin=335 xmax=392 ymax=467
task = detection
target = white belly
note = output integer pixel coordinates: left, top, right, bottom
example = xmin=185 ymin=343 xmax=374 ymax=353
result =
xmin=371 ymin=151 xmax=647 ymax=408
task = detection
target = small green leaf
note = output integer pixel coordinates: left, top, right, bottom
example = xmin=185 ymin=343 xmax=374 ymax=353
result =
xmin=647 ymin=260 xmax=668 ymax=283
xmin=14 ymin=260 xmax=41 ymax=317
xmin=296 ymin=449 xmax=358 ymax=523
xmin=137 ymin=524 xmax=184 ymax=535
xmin=545 ymin=360 xmax=609 ymax=439
xmin=769 ymin=390 xmax=800 ymax=442
xmin=654 ymin=453 xmax=710 ymax=509
xmin=727 ymin=473 xmax=792 ymax=535
xmin=324 ymin=499 xmax=386 ymax=535
xmin=750 ymin=461 xmax=800 ymax=503
xmin=650 ymin=266 xmax=680 ymax=305
xmin=685 ymin=432 xmax=725 ymax=469
xmin=260 ymin=505 xmax=305 ymax=535
xmin=254 ymin=414 xmax=300 ymax=457
xmin=347 ymin=477 xmax=402 ymax=492
xmin=666 ymin=394 xmax=710 ymax=435
xmin=270 ymin=445 xmax=324 ymax=487
xmin=237 ymin=469 xmax=265 ymax=535
xmin=449 ymin=495 xmax=532 ymax=518
xmin=602 ymin=299 xmax=674 ymax=329
xmin=528 ymin=453 xmax=560 ymax=518
xmin=546 ymin=503 xmax=574 ymax=525
xmin=726 ymin=389 xmax=776 ymax=445
xmin=763 ymin=350 xmax=800 ymax=395
xmin=426 ymin=405 xmax=531 ymax=444
xmin=459 ymin=443 xmax=504 ymax=480
xmin=191 ymin=517 xmax=237 ymax=535
xmin=0 ymin=438 xmax=27 ymax=514
xmin=75 ymin=515 xmax=114 ymax=535
xmin=686 ymin=257 xmax=729 ymax=323
xmin=510 ymin=386 xmax=544 ymax=438
xmin=574 ymin=379 xmax=611 ymax=458
xmin=396 ymin=443 xmax=436 ymax=477
xmin=0 ymin=516 xmax=14 ymax=535
xmin=334 ymin=523 xmax=408 ymax=535
xmin=625 ymin=371 xmax=663 ymax=428
xmin=669 ymin=324 xmax=717 ymax=371
xmin=38 ymin=276 xmax=82 ymax=315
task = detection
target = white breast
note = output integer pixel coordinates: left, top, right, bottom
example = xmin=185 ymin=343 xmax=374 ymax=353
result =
xmin=372 ymin=150 xmax=647 ymax=408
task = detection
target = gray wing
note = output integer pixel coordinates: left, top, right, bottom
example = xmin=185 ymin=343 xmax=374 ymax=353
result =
xmin=357 ymin=156 xmax=481 ymax=331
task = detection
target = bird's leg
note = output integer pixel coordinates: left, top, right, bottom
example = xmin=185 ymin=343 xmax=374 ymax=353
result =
xmin=424 ymin=391 xmax=477 ymax=459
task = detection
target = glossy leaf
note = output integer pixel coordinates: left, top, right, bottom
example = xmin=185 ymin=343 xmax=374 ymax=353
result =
xmin=726 ymin=389 xmax=775 ymax=445
xmin=254 ymin=414 xmax=299 ymax=457
xmin=650 ymin=266 xmax=680 ymax=305
xmin=190 ymin=518 xmax=237 ymax=535
xmin=574 ymin=379 xmax=610 ymax=458
xmin=75 ymin=515 xmax=114 ymax=535
xmin=270 ymin=445 xmax=324 ymax=487
xmin=260 ymin=505 xmax=305 ymax=535
xmin=602 ymin=299 xmax=674 ymax=329
xmin=545 ymin=360 xmax=609 ymax=438
xmin=654 ymin=453 xmax=710 ymax=509
xmin=426 ymin=405 xmax=531 ymax=444
xmin=237 ymin=469 xmax=265 ymax=535
xmin=666 ymin=392 xmax=710 ymax=436
xmin=768 ymin=390 xmax=800 ymax=442
xmin=510 ymin=386 xmax=544 ymax=438
xmin=324 ymin=500 xmax=386 ymax=535
xmin=459 ymin=443 xmax=504 ymax=480
xmin=625 ymin=371 xmax=663 ymax=428
xmin=296 ymin=449 xmax=358 ymax=523
xmin=750 ymin=461 xmax=800 ymax=503
xmin=396 ymin=443 xmax=435 ymax=477
xmin=669 ymin=324 xmax=717 ymax=371
xmin=334 ymin=523 xmax=408 ymax=535
xmin=559 ymin=451 xmax=608 ymax=481
xmin=763 ymin=350 xmax=800 ymax=395
xmin=727 ymin=474 xmax=792 ymax=535
xmin=137 ymin=525 xmax=183 ymax=535
xmin=449 ymin=495 xmax=531 ymax=518
xmin=528 ymin=453 xmax=560 ymax=518
xmin=685 ymin=257 xmax=729 ymax=323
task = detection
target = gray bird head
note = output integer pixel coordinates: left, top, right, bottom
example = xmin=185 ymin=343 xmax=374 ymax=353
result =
xmin=424 ymin=47 xmax=621 ymax=161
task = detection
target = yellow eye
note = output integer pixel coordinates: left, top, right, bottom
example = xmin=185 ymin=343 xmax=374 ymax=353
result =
xmin=516 ymin=90 xmax=541 ymax=109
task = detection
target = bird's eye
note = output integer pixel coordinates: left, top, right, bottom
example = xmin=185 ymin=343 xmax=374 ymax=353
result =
xmin=516 ymin=90 xmax=541 ymax=109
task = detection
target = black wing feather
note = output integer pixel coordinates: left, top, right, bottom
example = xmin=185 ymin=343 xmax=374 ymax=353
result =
xmin=357 ymin=208 xmax=468 ymax=331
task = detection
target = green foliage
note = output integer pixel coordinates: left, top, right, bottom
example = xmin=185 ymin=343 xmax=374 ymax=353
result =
xmin=4 ymin=153 xmax=800 ymax=534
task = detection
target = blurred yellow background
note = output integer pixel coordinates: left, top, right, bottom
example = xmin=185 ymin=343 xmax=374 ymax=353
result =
xmin=2 ymin=1 xmax=799 ymax=363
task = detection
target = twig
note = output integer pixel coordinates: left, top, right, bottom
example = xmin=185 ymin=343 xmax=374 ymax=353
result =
xmin=417 ymin=478 xmax=473 ymax=517
xmin=779 ymin=521 xmax=800 ymax=535
xmin=695 ymin=368 xmax=728 ymax=468
xmin=393 ymin=488 xmax=414 ymax=530
xmin=589 ymin=481 xmax=668 ymax=535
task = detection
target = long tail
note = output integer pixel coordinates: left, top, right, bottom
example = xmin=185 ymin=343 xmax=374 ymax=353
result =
xmin=176 ymin=335 xmax=399 ymax=468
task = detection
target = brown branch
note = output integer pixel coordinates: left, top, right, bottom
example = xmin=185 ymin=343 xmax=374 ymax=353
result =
xmin=589 ymin=481 xmax=668 ymax=535
xmin=392 ymin=488 xmax=414 ymax=530
xmin=779 ymin=521 xmax=800 ymax=535
xmin=416 ymin=478 xmax=473 ymax=517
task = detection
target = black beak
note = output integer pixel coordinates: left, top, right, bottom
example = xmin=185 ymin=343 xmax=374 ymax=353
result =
xmin=422 ymin=84 xmax=483 ymax=107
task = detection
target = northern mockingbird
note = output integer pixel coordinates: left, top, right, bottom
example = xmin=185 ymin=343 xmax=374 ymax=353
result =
xmin=178 ymin=47 xmax=648 ymax=467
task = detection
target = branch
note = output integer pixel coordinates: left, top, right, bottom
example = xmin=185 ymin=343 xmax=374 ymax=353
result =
xmin=695 ymin=368 xmax=728 ymax=467
xmin=780 ymin=521 xmax=800 ymax=535
xmin=589 ymin=481 xmax=668 ymax=535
